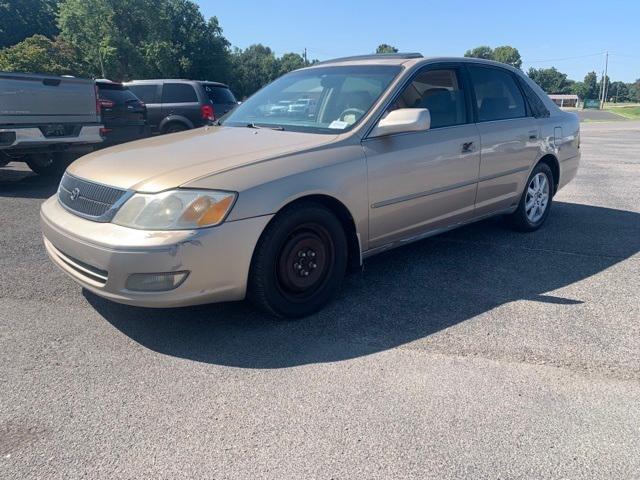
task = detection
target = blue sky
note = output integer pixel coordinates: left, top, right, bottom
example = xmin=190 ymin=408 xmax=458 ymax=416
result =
xmin=196 ymin=0 xmax=640 ymax=82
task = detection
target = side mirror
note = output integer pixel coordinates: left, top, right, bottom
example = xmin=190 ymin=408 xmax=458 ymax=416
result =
xmin=371 ymin=108 xmax=430 ymax=137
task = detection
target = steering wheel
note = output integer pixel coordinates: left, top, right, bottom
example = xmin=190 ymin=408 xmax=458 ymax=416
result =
xmin=338 ymin=108 xmax=365 ymax=123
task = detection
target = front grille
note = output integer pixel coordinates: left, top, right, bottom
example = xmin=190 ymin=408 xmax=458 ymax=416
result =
xmin=58 ymin=173 xmax=127 ymax=221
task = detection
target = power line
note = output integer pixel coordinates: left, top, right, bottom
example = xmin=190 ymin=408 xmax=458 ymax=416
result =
xmin=525 ymin=52 xmax=606 ymax=64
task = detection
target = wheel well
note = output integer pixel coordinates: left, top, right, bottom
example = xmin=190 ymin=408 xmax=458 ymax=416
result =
xmin=161 ymin=120 xmax=189 ymax=132
xmin=538 ymin=154 xmax=559 ymax=195
xmin=277 ymin=195 xmax=361 ymax=271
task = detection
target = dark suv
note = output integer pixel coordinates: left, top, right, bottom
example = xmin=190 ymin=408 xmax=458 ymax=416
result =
xmin=125 ymin=80 xmax=238 ymax=134
xmin=96 ymin=80 xmax=149 ymax=148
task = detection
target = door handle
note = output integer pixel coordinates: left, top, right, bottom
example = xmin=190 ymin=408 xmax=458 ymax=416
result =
xmin=462 ymin=141 xmax=474 ymax=153
xmin=528 ymin=130 xmax=538 ymax=140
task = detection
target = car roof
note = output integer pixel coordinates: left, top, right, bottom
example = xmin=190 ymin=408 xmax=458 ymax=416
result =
xmin=125 ymin=79 xmax=229 ymax=88
xmin=305 ymin=54 xmax=522 ymax=74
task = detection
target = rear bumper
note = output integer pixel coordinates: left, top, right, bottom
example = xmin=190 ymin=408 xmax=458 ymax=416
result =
xmin=40 ymin=195 xmax=272 ymax=308
xmin=0 ymin=125 xmax=103 ymax=149
xmin=99 ymin=124 xmax=151 ymax=148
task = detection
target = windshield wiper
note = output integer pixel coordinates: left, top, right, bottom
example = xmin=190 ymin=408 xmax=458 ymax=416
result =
xmin=246 ymin=123 xmax=284 ymax=131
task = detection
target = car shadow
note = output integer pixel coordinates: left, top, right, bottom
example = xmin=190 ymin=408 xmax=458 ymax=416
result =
xmin=0 ymin=164 xmax=60 ymax=199
xmin=86 ymin=201 xmax=640 ymax=369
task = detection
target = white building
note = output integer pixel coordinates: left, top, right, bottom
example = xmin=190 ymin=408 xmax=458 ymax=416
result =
xmin=548 ymin=94 xmax=579 ymax=108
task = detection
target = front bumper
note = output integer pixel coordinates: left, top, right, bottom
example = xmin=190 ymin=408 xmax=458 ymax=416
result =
xmin=40 ymin=195 xmax=272 ymax=308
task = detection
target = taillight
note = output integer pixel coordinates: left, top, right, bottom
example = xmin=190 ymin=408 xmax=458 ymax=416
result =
xmin=99 ymin=128 xmax=112 ymax=137
xmin=99 ymin=99 xmax=115 ymax=108
xmin=201 ymin=104 xmax=215 ymax=121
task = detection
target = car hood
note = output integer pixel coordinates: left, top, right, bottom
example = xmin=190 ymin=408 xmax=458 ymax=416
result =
xmin=67 ymin=126 xmax=339 ymax=192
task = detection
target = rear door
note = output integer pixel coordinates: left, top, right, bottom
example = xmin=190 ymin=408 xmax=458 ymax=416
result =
xmin=201 ymin=83 xmax=238 ymax=119
xmin=466 ymin=65 xmax=540 ymax=216
xmin=128 ymin=83 xmax=161 ymax=131
xmin=161 ymin=82 xmax=200 ymax=127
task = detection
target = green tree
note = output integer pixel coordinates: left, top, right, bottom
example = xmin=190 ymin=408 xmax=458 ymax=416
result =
xmin=277 ymin=52 xmax=307 ymax=76
xmin=57 ymin=0 xmax=231 ymax=81
xmin=0 ymin=0 xmax=58 ymax=48
xmin=464 ymin=46 xmax=494 ymax=60
xmin=607 ymin=81 xmax=630 ymax=102
xmin=629 ymin=79 xmax=640 ymax=103
xmin=230 ymin=44 xmax=279 ymax=99
xmin=465 ymin=45 xmax=522 ymax=68
xmin=571 ymin=72 xmax=599 ymax=100
xmin=527 ymin=67 xmax=574 ymax=93
xmin=0 ymin=34 xmax=86 ymax=75
xmin=493 ymin=45 xmax=522 ymax=69
xmin=376 ymin=44 xmax=398 ymax=54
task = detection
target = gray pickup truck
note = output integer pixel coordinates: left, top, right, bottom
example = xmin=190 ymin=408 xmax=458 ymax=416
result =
xmin=0 ymin=72 xmax=103 ymax=175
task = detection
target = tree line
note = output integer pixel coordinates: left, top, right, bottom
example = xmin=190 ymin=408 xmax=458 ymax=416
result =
xmin=1 ymin=2 xmax=638 ymax=102
xmin=464 ymin=45 xmax=640 ymax=102
xmin=0 ymin=0 xmax=313 ymax=99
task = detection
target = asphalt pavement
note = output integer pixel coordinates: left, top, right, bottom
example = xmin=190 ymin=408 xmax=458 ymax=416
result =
xmin=1 ymin=121 xmax=639 ymax=479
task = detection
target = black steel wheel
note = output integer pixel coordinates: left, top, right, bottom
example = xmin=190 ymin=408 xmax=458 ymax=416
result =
xmin=248 ymin=202 xmax=348 ymax=318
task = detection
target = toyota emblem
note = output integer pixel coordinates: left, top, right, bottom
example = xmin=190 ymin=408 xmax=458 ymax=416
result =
xmin=70 ymin=187 xmax=80 ymax=201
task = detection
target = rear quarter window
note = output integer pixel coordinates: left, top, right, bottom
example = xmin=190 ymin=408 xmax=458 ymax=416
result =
xmin=203 ymin=85 xmax=236 ymax=104
xmin=162 ymin=83 xmax=198 ymax=103
xmin=517 ymin=77 xmax=550 ymax=118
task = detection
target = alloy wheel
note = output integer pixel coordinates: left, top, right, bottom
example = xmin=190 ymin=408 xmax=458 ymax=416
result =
xmin=525 ymin=172 xmax=550 ymax=223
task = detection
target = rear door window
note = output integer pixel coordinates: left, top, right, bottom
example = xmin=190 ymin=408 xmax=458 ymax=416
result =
xmin=203 ymin=85 xmax=236 ymax=104
xmin=468 ymin=66 xmax=526 ymax=122
xmin=161 ymin=83 xmax=198 ymax=103
xmin=128 ymin=84 xmax=159 ymax=104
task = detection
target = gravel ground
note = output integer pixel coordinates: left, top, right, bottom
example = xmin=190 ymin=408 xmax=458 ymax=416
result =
xmin=1 ymin=121 xmax=639 ymax=479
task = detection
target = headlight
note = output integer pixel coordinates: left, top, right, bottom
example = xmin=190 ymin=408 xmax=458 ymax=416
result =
xmin=112 ymin=190 xmax=237 ymax=230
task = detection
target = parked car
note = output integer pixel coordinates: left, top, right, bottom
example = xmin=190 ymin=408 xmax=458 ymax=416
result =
xmin=288 ymin=98 xmax=317 ymax=116
xmin=41 ymin=54 xmax=580 ymax=318
xmin=125 ymin=80 xmax=237 ymax=134
xmin=95 ymin=80 xmax=150 ymax=148
xmin=0 ymin=72 xmax=103 ymax=175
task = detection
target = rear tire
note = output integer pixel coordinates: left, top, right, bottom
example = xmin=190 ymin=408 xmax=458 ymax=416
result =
xmin=506 ymin=162 xmax=554 ymax=232
xmin=162 ymin=123 xmax=188 ymax=134
xmin=248 ymin=202 xmax=348 ymax=318
xmin=26 ymin=152 xmax=71 ymax=177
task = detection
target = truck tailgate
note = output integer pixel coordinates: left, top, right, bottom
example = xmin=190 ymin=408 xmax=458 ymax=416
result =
xmin=0 ymin=73 xmax=99 ymax=125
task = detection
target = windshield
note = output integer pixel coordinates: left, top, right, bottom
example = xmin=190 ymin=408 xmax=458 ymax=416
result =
xmin=221 ymin=65 xmax=402 ymax=133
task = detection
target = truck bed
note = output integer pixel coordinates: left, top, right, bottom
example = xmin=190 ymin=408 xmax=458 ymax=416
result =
xmin=0 ymin=73 xmax=100 ymax=126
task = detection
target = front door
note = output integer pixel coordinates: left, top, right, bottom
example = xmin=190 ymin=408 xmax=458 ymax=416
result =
xmin=364 ymin=66 xmax=481 ymax=249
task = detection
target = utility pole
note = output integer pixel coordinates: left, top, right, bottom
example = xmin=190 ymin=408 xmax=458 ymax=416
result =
xmin=303 ymin=48 xmax=308 ymax=65
xmin=600 ymin=51 xmax=609 ymax=108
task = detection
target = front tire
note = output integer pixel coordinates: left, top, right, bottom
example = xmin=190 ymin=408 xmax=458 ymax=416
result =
xmin=506 ymin=162 xmax=554 ymax=232
xmin=248 ymin=202 xmax=348 ymax=318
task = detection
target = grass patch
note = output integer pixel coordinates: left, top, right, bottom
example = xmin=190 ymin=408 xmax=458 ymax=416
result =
xmin=604 ymin=105 xmax=640 ymax=120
